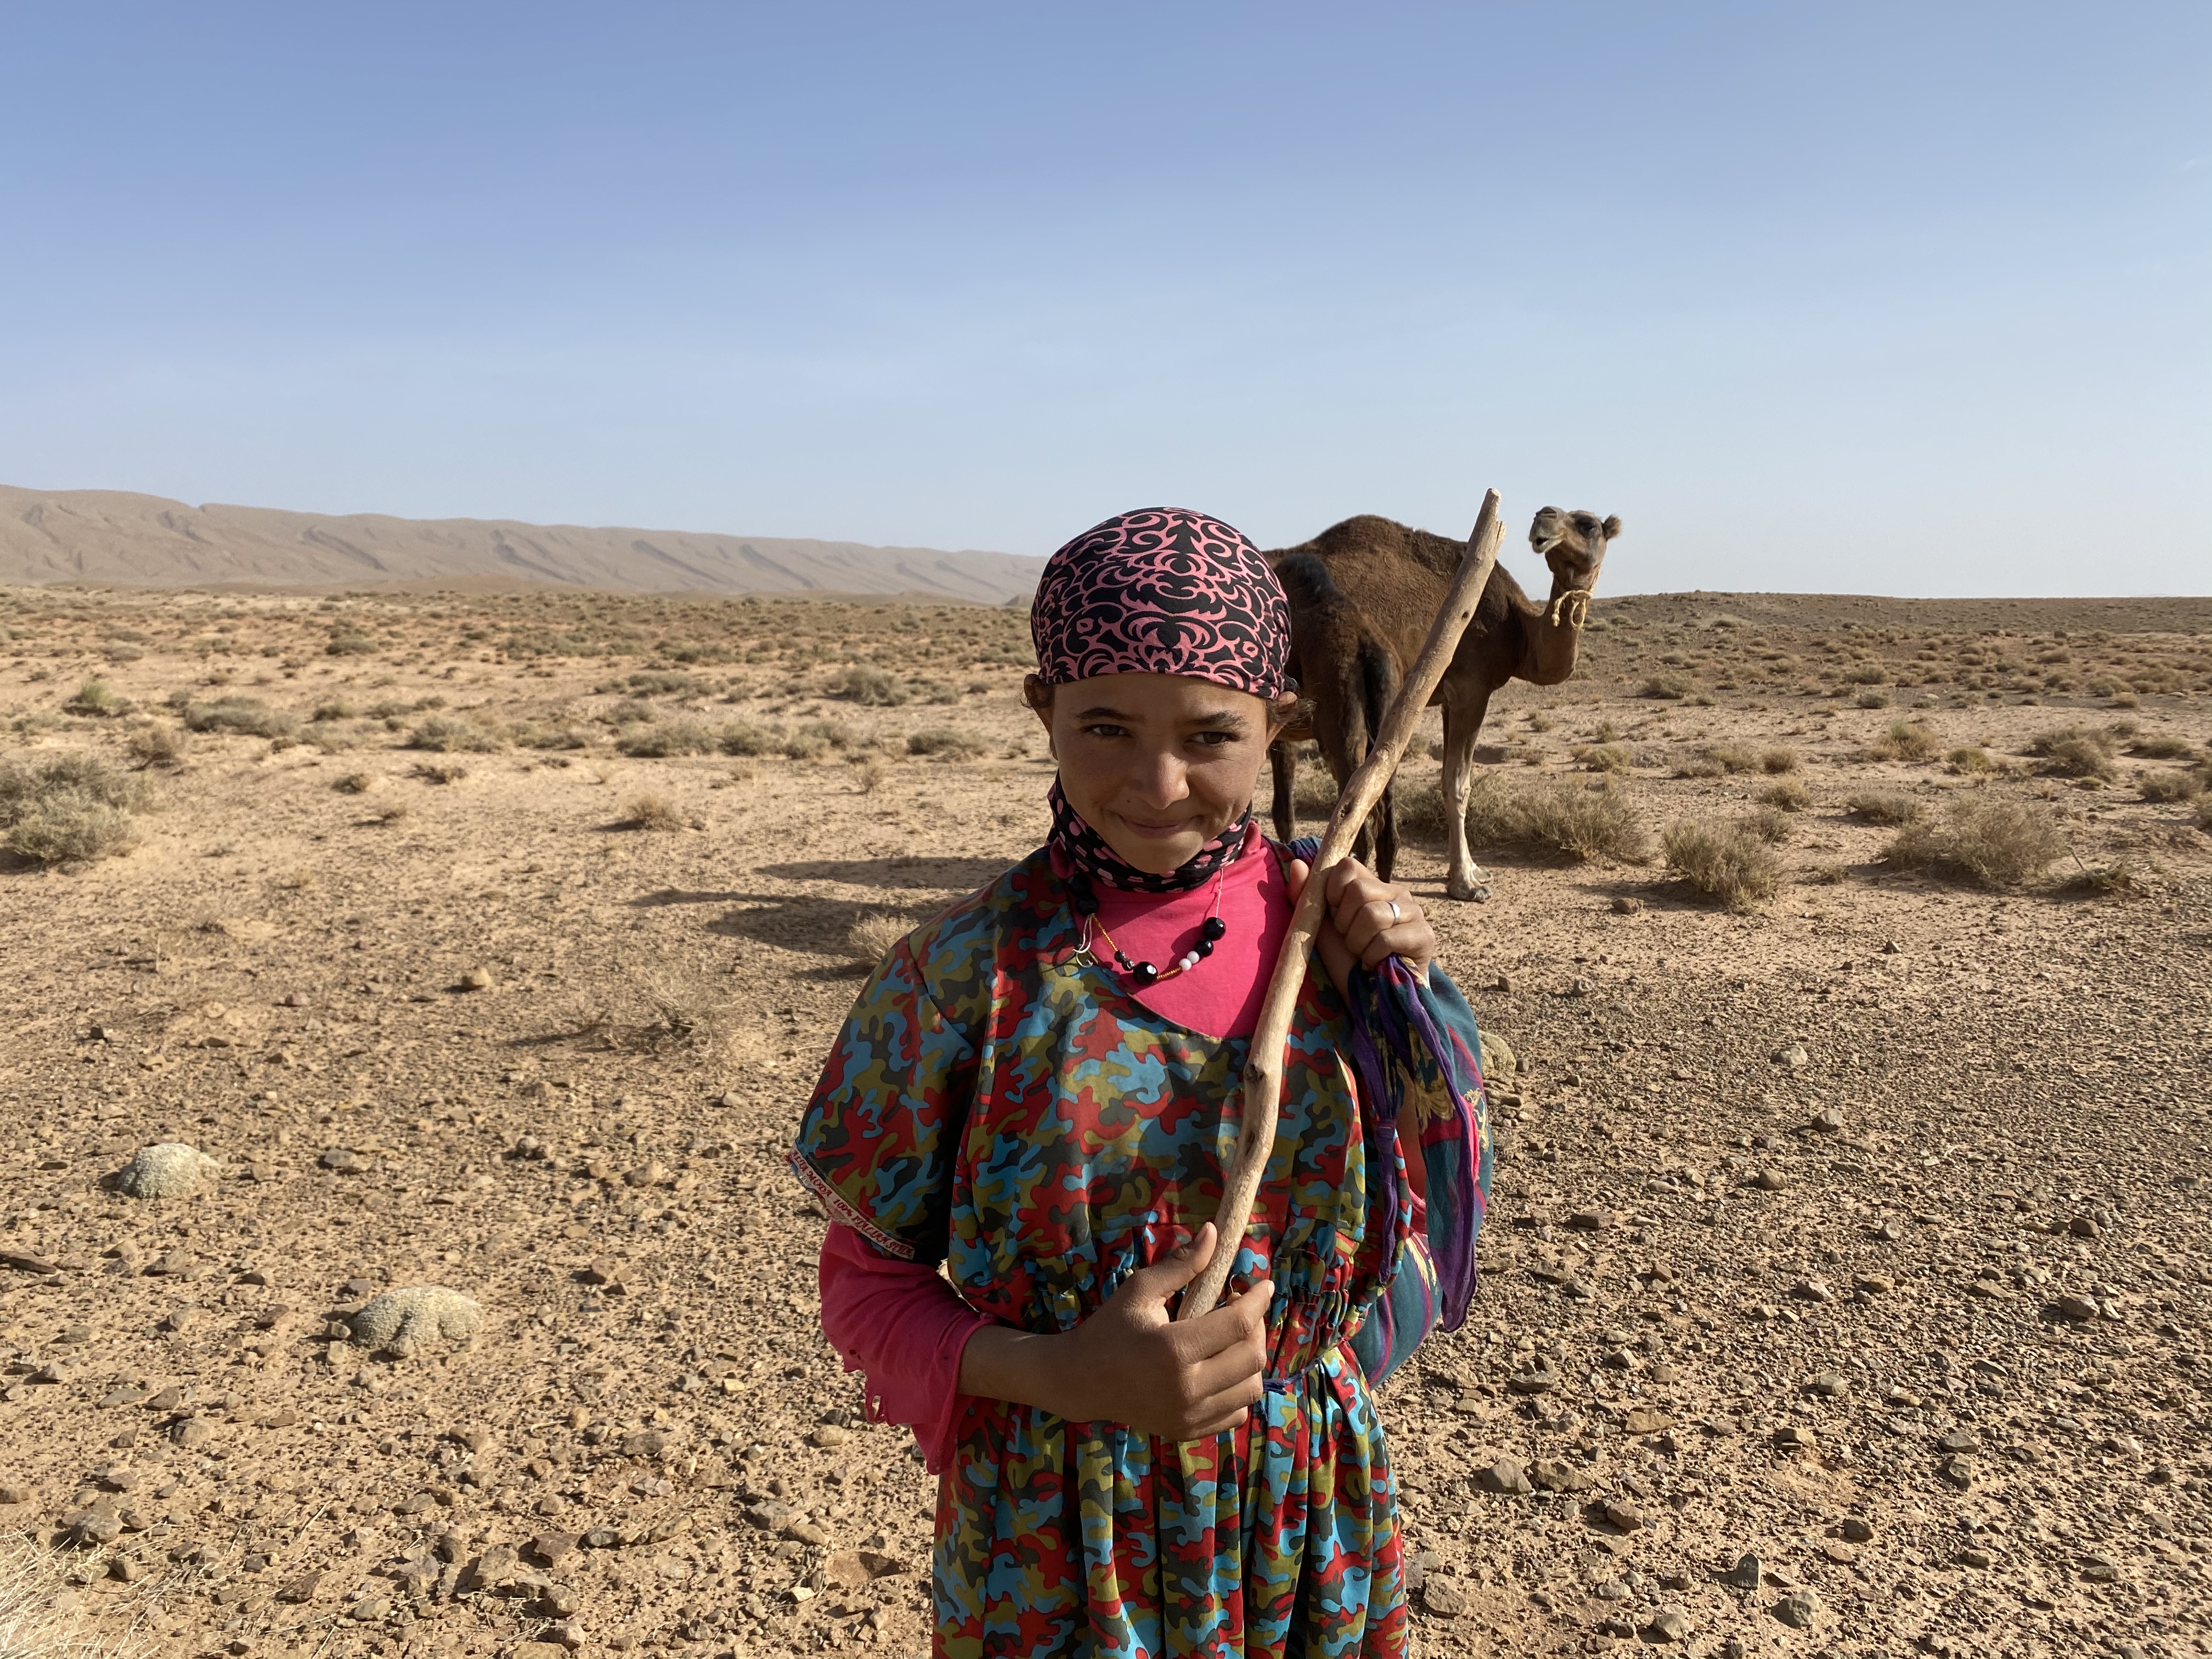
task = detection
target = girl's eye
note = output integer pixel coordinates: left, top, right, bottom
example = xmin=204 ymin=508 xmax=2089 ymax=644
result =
xmin=1190 ymin=731 xmax=1237 ymax=748
xmin=1081 ymin=723 xmax=1130 ymax=740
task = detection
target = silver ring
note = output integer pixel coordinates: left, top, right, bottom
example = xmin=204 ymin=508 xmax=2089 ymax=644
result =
xmin=1387 ymin=900 xmax=1402 ymax=925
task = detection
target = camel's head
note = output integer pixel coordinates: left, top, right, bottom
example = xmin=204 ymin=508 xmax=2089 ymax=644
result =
xmin=1528 ymin=507 xmax=1621 ymax=596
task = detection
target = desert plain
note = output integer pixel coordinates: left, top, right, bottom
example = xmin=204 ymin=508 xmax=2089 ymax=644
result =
xmin=1 ymin=577 xmax=2209 ymax=1659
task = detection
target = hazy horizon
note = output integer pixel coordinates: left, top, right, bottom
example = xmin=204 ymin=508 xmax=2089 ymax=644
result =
xmin=4 ymin=4 xmax=2207 ymax=599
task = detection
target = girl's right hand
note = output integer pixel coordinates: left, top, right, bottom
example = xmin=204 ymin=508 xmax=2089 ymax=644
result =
xmin=959 ymin=1222 xmax=1272 ymax=1441
xmin=1056 ymin=1223 xmax=1274 ymax=1440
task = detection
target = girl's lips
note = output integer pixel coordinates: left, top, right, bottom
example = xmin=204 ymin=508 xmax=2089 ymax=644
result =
xmin=1114 ymin=813 xmax=1200 ymax=839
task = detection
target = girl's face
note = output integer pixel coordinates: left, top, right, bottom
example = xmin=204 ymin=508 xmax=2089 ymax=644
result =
xmin=1033 ymin=672 xmax=1297 ymax=874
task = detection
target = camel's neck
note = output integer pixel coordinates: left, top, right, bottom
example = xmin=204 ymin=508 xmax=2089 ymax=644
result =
xmin=1514 ymin=576 xmax=1589 ymax=685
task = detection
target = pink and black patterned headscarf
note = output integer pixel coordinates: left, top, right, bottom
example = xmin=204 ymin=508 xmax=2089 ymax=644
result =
xmin=1031 ymin=507 xmax=1293 ymax=699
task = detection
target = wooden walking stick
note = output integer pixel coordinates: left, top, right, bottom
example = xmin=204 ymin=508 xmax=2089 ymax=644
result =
xmin=1180 ymin=489 xmax=1506 ymax=1321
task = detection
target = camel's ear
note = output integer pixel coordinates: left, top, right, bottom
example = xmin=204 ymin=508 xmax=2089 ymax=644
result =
xmin=1601 ymin=516 xmax=1622 ymax=541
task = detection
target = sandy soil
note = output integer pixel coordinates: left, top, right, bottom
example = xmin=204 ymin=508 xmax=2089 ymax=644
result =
xmin=2 ymin=580 xmax=2209 ymax=1659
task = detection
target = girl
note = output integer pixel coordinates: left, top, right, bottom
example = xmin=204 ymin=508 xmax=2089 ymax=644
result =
xmin=793 ymin=507 xmax=1489 ymax=1658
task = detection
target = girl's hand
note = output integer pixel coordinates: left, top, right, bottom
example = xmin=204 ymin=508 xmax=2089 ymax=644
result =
xmin=957 ymin=1223 xmax=1272 ymax=1441
xmin=1285 ymin=855 xmax=1437 ymax=994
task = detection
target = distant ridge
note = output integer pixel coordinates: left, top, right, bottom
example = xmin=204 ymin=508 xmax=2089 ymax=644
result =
xmin=0 ymin=485 xmax=1044 ymax=604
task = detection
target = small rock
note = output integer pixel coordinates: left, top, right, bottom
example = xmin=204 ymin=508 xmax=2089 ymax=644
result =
xmin=276 ymin=1570 xmax=323 ymax=1604
xmin=1721 ymin=1553 xmax=1763 ymax=1590
xmin=112 ymin=1143 xmax=219 ymax=1200
xmin=1773 ymin=1043 xmax=1810 ymax=1069
xmin=1479 ymin=1457 xmax=1534 ymax=1496
xmin=1808 ymin=1104 xmax=1844 ymax=1133
xmin=1790 ymin=1277 xmax=1831 ymax=1302
xmin=1773 ymin=1425 xmax=1818 ymax=1450
xmin=809 ymin=1425 xmax=851 ymax=1449
xmin=1421 ymin=1577 xmax=1467 ymax=1618
xmin=108 ymin=1556 xmax=146 ymax=1583
xmin=1807 ymin=1372 xmax=1848 ymax=1397
xmin=1771 ymin=1590 xmax=1820 ymax=1629
xmin=1530 ymin=1458 xmax=1592 ymax=1493
xmin=1937 ymin=1429 xmax=1980 ymax=1454
xmin=1568 ymin=976 xmax=1595 ymax=997
xmin=620 ymin=1429 xmax=667 ymax=1460
xmin=281 ymin=991 xmax=310 ymax=1008
xmin=1956 ymin=1547 xmax=1991 ymax=1570
xmin=2055 ymin=1294 xmax=2100 ymax=1322
xmin=349 ymin=1286 xmax=482 ymax=1357
xmin=1753 ymin=1169 xmax=1787 ymax=1192
xmin=459 ymin=968 xmax=495 ymax=992
xmin=1853 ymin=1273 xmax=1894 ymax=1294
xmin=1598 ymin=1498 xmax=1641 ymax=1532
xmin=2068 ymin=1215 xmax=2100 ymax=1239
xmin=320 ymin=1148 xmax=370 ymax=1175
xmin=1838 ymin=1516 xmax=1875 ymax=1542
xmin=1645 ymin=1608 xmax=1689 ymax=1644
xmin=1610 ymin=896 xmax=1643 ymax=916
xmin=69 ymin=1514 xmax=123 ymax=1547
xmin=1940 ymin=1454 xmax=1976 ymax=1487
xmin=1623 ymin=1406 xmax=1672 ymax=1435
xmin=1566 ymin=1207 xmax=1610 ymax=1232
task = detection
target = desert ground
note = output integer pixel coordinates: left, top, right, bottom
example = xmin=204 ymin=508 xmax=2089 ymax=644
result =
xmin=2 ymin=578 xmax=2209 ymax=1659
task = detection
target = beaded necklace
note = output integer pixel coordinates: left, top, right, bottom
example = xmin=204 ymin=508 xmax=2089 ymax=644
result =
xmin=1049 ymin=779 xmax=1245 ymax=988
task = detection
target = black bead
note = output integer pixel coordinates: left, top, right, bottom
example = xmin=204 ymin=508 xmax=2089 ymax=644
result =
xmin=1200 ymin=917 xmax=1227 ymax=942
xmin=1195 ymin=938 xmax=1215 ymax=957
xmin=1130 ymin=961 xmax=1159 ymax=988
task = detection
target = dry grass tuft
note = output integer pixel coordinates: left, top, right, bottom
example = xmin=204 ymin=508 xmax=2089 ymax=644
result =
xmin=848 ymin=911 xmax=915 ymax=964
xmin=614 ymin=718 xmax=718 ymax=758
xmin=1865 ymin=720 xmax=1939 ymax=762
xmin=64 ymin=678 xmax=130 ymax=718
xmin=1661 ymin=818 xmax=1784 ymax=910
xmin=623 ymin=792 xmax=687 ymax=832
xmin=1575 ymin=742 xmax=1634 ymax=774
xmin=408 ymin=761 xmax=469 ymax=785
xmin=2127 ymin=734 xmax=2195 ymax=761
xmin=334 ymin=772 xmax=376 ymax=794
xmin=2137 ymin=769 xmax=2202 ymax=804
xmin=181 ymin=696 xmax=296 ymax=741
xmin=569 ymin=970 xmax=734 ymax=1057
xmin=852 ymin=757 xmax=888 ymax=793
xmin=2058 ymin=861 xmax=2153 ymax=901
xmin=123 ymin=724 xmax=185 ymax=770
xmin=2027 ymin=726 xmax=2117 ymax=780
xmin=828 ymin=665 xmax=909 ymax=706
xmin=1759 ymin=747 xmax=1800 ymax=774
xmin=1846 ymin=790 xmax=1923 ymax=826
xmin=1757 ymin=778 xmax=1811 ymax=812
xmin=0 ymin=1539 xmax=157 ymax=1659
xmin=1946 ymin=746 xmax=1994 ymax=774
xmin=907 ymin=727 xmax=989 ymax=760
xmin=1464 ymin=775 xmax=1649 ymax=863
xmin=408 ymin=715 xmax=506 ymax=753
xmin=1884 ymin=798 xmax=2067 ymax=888
xmin=1748 ymin=805 xmax=1796 ymax=844
xmin=1 ymin=753 xmax=153 ymax=865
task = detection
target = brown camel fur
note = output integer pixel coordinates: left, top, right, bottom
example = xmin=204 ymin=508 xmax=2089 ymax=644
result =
xmin=1267 ymin=507 xmax=1621 ymax=900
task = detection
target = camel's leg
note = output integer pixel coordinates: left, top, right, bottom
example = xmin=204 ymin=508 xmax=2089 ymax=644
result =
xmin=1270 ymin=740 xmax=1296 ymax=844
xmin=1375 ymin=778 xmax=1398 ymax=882
xmin=1442 ymin=690 xmax=1494 ymax=902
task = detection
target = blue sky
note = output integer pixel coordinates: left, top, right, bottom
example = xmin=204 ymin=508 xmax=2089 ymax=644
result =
xmin=3 ymin=3 xmax=2206 ymax=595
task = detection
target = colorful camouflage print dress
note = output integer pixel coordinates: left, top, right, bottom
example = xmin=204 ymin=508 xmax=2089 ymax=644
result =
xmin=793 ymin=844 xmax=1487 ymax=1659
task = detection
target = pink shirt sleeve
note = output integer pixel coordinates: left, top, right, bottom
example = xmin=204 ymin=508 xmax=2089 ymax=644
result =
xmin=817 ymin=1223 xmax=991 ymax=1473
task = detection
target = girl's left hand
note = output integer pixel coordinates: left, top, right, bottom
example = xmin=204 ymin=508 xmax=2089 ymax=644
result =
xmin=1285 ymin=856 xmax=1437 ymax=994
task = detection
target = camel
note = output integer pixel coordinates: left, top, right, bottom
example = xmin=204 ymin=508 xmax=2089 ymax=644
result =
xmin=1267 ymin=506 xmax=1621 ymax=900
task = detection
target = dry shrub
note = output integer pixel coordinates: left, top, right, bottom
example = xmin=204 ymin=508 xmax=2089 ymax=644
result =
xmin=1865 ymin=720 xmax=1938 ymax=762
xmin=408 ymin=715 xmax=505 ymax=753
xmin=623 ymin=792 xmax=687 ymax=831
xmin=1846 ymin=790 xmax=1922 ymax=826
xmin=2128 ymin=734 xmax=2194 ymax=760
xmin=848 ymin=911 xmax=913 ymax=964
xmin=853 ymin=756 xmax=888 ymax=793
xmin=182 ymin=696 xmax=296 ymax=740
xmin=1639 ymin=674 xmax=1690 ymax=700
xmin=1 ymin=753 xmax=153 ymax=865
xmin=2198 ymin=796 xmax=2212 ymax=833
xmin=568 ymin=969 xmax=733 ymax=1057
xmin=1702 ymin=743 xmax=1760 ymax=774
xmin=64 ymin=678 xmax=129 ymax=718
xmin=373 ymin=803 xmax=410 ymax=824
xmin=409 ymin=760 xmax=468 ymax=785
xmin=908 ymin=727 xmax=988 ymax=760
xmin=720 ymin=722 xmax=779 ymax=757
xmin=312 ymin=697 xmax=357 ymax=721
xmin=1947 ymin=746 xmax=1994 ymax=774
xmin=2137 ymin=769 xmax=2202 ymax=804
xmin=1576 ymin=742 xmax=1634 ymax=773
xmin=2028 ymin=726 xmax=2117 ymax=780
xmin=511 ymin=723 xmax=591 ymax=751
xmin=616 ymin=719 xmax=717 ymax=758
xmin=1758 ymin=778 xmax=1811 ymax=812
xmin=1760 ymin=746 xmax=1800 ymax=774
xmin=1853 ymin=690 xmax=1891 ymax=710
xmin=1748 ymin=805 xmax=1796 ymax=844
xmin=2058 ymin=861 xmax=2152 ymax=901
xmin=830 ymin=665 xmax=910 ymax=706
xmin=1464 ymin=775 xmax=1649 ymax=862
xmin=123 ymin=723 xmax=185 ymax=770
xmin=1661 ymin=818 xmax=1784 ymax=910
xmin=1885 ymin=798 xmax=2066 ymax=888
xmin=334 ymin=771 xmax=376 ymax=794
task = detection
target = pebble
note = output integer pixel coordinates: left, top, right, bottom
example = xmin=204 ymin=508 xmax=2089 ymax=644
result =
xmin=809 ymin=1425 xmax=851 ymax=1449
xmin=348 ymin=1286 xmax=482 ymax=1358
xmin=320 ymin=1148 xmax=370 ymax=1175
xmin=1774 ymin=1043 xmax=1810 ymax=1069
xmin=1645 ymin=1608 xmax=1688 ymax=1643
xmin=2068 ymin=1215 xmax=2100 ymax=1239
xmin=1838 ymin=1516 xmax=1875 ymax=1542
xmin=1790 ymin=1277 xmax=1832 ymax=1302
xmin=460 ymin=967 xmax=496 ymax=991
xmin=1610 ymin=896 xmax=1643 ymax=916
xmin=1722 ymin=1554 xmax=1762 ymax=1590
xmin=2056 ymin=1294 xmax=2100 ymax=1322
xmin=1479 ymin=1457 xmax=1534 ymax=1496
xmin=1853 ymin=1273 xmax=1894 ymax=1294
xmin=1773 ymin=1425 xmax=1818 ymax=1449
xmin=112 ymin=1143 xmax=220 ymax=1200
xmin=1809 ymin=1105 xmax=1844 ymax=1133
xmin=1807 ymin=1372 xmax=1848 ymax=1397
xmin=1421 ymin=1578 xmax=1467 ymax=1618
xmin=1753 ymin=1169 xmax=1787 ymax=1192
xmin=1937 ymin=1429 xmax=1980 ymax=1453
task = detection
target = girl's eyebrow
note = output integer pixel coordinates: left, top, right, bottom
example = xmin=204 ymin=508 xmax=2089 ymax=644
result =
xmin=1071 ymin=705 xmax=1248 ymax=731
xmin=1073 ymin=704 xmax=1132 ymax=721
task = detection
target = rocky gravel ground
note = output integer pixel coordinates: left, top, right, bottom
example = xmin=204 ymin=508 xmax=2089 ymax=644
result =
xmin=2 ymin=582 xmax=2208 ymax=1659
